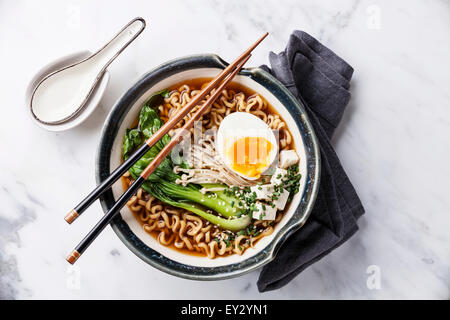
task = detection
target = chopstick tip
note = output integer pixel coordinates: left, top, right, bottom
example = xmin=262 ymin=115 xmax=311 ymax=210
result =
xmin=66 ymin=250 xmax=81 ymax=264
xmin=249 ymin=32 xmax=269 ymax=51
xmin=260 ymin=32 xmax=269 ymax=41
xmin=64 ymin=209 xmax=79 ymax=224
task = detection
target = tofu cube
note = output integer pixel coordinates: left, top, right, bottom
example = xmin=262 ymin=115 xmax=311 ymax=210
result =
xmin=270 ymin=167 xmax=287 ymax=186
xmin=279 ymin=150 xmax=299 ymax=169
xmin=273 ymin=188 xmax=290 ymax=210
xmin=250 ymin=184 xmax=274 ymax=201
xmin=252 ymin=201 xmax=277 ymax=220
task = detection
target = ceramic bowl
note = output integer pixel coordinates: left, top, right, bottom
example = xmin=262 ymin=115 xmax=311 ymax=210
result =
xmin=96 ymin=54 xmax=320 ymax=280
xmin=25 ymin=51 xmax=110 ymax=132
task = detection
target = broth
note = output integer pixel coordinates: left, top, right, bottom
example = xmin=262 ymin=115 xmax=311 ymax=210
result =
xmin=122 ymin=78 xmax=296 ymax=258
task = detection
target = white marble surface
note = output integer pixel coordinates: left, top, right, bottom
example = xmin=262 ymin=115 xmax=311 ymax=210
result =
xmin=0 ymin=0 xmax=449 ymax=300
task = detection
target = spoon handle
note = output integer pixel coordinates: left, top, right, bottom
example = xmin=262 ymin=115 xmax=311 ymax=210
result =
xmin=89 ymin=17 xmax=146 ymax=70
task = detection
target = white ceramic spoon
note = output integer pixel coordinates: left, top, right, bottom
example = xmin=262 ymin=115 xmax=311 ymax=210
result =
xmin=30 ymin=17 xmax=146 ymax=125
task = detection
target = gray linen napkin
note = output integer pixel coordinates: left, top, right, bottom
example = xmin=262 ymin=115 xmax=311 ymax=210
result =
xmin=257 ymin=31 xmax=365 ymax=292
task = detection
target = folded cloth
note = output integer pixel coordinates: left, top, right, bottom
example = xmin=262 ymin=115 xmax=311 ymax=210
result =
xmin=257 ymin=31 xmax=365 ymax=292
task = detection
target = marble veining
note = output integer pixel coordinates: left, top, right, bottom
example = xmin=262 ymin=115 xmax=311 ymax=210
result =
xmin=0 ymin=0 xmax=449 ymax=299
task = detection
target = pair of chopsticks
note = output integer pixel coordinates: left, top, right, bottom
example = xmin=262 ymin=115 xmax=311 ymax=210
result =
xmin=65 ymin=32 xmax=268 ymax=264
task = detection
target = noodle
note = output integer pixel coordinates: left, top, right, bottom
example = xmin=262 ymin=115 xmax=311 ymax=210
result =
xmin=123 ymin=80 xmax=294 ymax=258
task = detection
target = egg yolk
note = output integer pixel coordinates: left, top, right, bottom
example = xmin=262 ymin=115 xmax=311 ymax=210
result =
xmin=226 ymin=136 xmax=272 ymax=178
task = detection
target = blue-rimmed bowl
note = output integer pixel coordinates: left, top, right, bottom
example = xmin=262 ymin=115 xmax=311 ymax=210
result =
xmin=96 ymin=54 xmax=320 ymax=280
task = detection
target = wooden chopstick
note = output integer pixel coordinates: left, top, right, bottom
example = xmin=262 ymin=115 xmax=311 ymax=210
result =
xmin=66 ymin=55 xmax=251 ymax=264
xmin=64 ymin=32 xmax=268 ymax=224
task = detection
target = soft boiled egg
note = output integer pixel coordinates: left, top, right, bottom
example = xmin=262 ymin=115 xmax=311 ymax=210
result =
xmin=216 ymin=112 xmax=278 ymax=180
